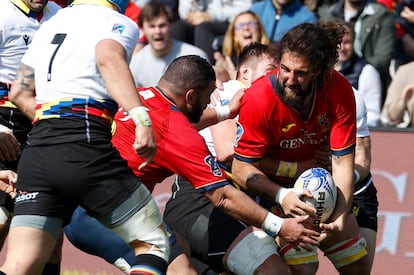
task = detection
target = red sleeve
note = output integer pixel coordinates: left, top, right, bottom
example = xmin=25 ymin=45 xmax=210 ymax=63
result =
xmin=328 ymin=72 xmax=356 ymax=155
xmin=234 ymin=75 xmax=276 ymax=162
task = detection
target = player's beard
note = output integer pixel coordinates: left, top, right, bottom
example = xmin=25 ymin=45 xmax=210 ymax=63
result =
xmin=186 ymin=103 xmax=204 ymax=124
xmin=278 ymin=79 xmax=312 ymax=110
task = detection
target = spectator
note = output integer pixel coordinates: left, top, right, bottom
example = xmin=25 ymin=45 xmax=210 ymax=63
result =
xmin=213 ymin=11 xmax=270 ymax=74
xmin=317 ymin=0 xmax=396 ymax=101
xmin=381 ymin=60 xmax=414 ymax=127
xmin=335 ymin=21 xmax=382 ymax=127
xmin=130 ymin=2 xmax=208 ymax=87
xmin=170 ymin=0 xmax=253 ymax=63
xmin=378 ymin=0 xmax=414 ymax=71
xmin=132 ymin=0 xmax=179 ymax=20
xmin=250 ymin=0 xmax=317 ymax=43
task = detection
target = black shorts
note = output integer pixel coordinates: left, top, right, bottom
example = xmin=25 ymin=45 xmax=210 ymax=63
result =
xmin=352 ymin=173 xmax=378 ymax=231
xmin=163 ymin=176 xmax=247 ymax=273
xmin=14 ymin=141 xmax=140 ymax=224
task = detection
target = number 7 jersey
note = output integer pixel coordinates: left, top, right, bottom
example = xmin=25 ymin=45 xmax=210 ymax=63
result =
xmin=20 ymin=4 xmax=139 ymax=103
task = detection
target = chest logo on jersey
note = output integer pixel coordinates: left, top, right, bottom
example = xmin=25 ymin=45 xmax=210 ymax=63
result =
xmin=111 ymin=23 xmax=125 ymax=34
xmin=234 ymin=122 xmax=244 ymax=148
xmin=204 ymin=155 xmax=223 ymax=177
xmin=282 ymin=123 xmax=296 ymax=132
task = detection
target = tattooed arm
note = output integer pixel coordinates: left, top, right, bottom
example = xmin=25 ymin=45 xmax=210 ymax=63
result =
xmin=9 ymin=63 xmax=37 ymax=121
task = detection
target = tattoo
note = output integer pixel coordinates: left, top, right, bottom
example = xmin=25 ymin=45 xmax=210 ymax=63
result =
xmin=246 ymin=173 xmax=261 ymax=186
xmin=15 ymin=63 xmax=35 ymax=91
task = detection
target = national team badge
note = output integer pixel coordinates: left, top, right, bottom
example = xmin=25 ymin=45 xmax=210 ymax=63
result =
xmin=204 ymin=155 xmax=223 ymax=177
xmin=318 ymin=113 xmax=330 ymax=129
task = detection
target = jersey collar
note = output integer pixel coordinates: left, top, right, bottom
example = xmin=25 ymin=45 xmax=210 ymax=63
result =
xmin=72 ymin=0 xmax=115 ymax=10
xmin=10 ymin=0 xmax=47 ymax=21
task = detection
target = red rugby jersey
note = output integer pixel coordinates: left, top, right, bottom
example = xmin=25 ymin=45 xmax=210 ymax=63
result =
xmin=234 ymin=69 xmax=356 ymax=184
xmin=112 ymin=87 xmax=228 ymax=192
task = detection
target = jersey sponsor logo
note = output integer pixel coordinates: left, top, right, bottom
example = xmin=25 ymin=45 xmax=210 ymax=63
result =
xmin=234 ymin=122 xmax=244 ymax=147
xmin=204 ymin=155 xmax=223 ymax=177
xmin=23 ymin=34 xmax=30 ymax=45
xmin=111 ymin=23 xmax=125 ymax=34
xmin=15 ymin=191 xmax=40 ymax=203
xmin=279 ymin=130 xmax=328 ymax=149
xmin=281 ymin=123 xmax=296 ymax=132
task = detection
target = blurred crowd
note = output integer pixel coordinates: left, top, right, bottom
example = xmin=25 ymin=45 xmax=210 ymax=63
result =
xmin=50 ymin=0 xmax=414 ymax=128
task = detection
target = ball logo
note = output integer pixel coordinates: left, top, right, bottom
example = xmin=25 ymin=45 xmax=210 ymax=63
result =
xmin=294 ymin=167 xmax=337 ymax=224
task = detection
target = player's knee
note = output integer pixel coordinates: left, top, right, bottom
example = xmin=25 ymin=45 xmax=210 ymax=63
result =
xmin=324 ymin=235 xmax=367 ymax=270
xmin=100 ymin=185 xmax=170 ymax=261
xmin=225 ymin=228 xmax=281 ymax=275
xmin=279 ymin=243 xmax=318 ymax=275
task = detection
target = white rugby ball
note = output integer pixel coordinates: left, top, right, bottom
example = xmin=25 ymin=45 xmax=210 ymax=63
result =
xmin=294 ymin=167 xmax=337 ymax=225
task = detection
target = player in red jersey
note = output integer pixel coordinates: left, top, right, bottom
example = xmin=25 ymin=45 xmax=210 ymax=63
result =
xmin=232 ymin=21 xmax=370 ymax=275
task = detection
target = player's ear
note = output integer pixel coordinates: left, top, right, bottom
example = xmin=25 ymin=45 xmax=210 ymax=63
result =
xmin=239 ymin=65 xmax=250 ymax=82
xmin=185 ymin=89 xmax=196 ymax=105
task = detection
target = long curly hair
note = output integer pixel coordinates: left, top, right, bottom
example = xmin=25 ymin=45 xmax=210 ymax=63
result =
xmin=278 ymin=20 xmax=346 ymax=78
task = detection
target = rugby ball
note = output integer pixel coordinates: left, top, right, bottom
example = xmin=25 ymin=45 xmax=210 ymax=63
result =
xmin=294 ymin=167 xmax=337 ymax=225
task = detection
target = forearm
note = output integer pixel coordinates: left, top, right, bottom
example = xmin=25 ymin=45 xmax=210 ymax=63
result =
xmin=210 ymin=119 xmax=236 ymax=163
xmin=232 ymin=158 xmax=280 ymax=202
xmin=354 ymin=137 xmax=371 ymax=183
xmin=196 ymin=105 xmax=231 ymax=130
xmin=9 ymin=63 xmax=37 ymax=120
xmin=331 ymin=153 xmax=355 ymax=216
xmin=204 ymin=184 xmax=268 ymax=227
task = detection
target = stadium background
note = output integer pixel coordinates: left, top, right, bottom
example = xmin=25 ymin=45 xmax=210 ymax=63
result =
xmin=1 ymin=128 xmax=413 ymax=274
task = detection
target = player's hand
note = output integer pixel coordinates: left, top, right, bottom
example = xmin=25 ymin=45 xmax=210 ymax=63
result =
xmin=278 ymin=215 xmax=321 ymax=251
xmin=227 ymin=88 xmax=245 ymax=118
xmin=279 ymin=188 xmax=317 ymax=218
xmin=0 ymin=170 xmax=17 ymax=199
xmin=209 ymin=88 xmax=245 ymax=119
xmin=319 ymin=213 xmax=346 ymax=237
xmin=0 ymin=132 xmax=21 ymax=162
xmin=133 ymin=125 xmax=157 ymax=170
